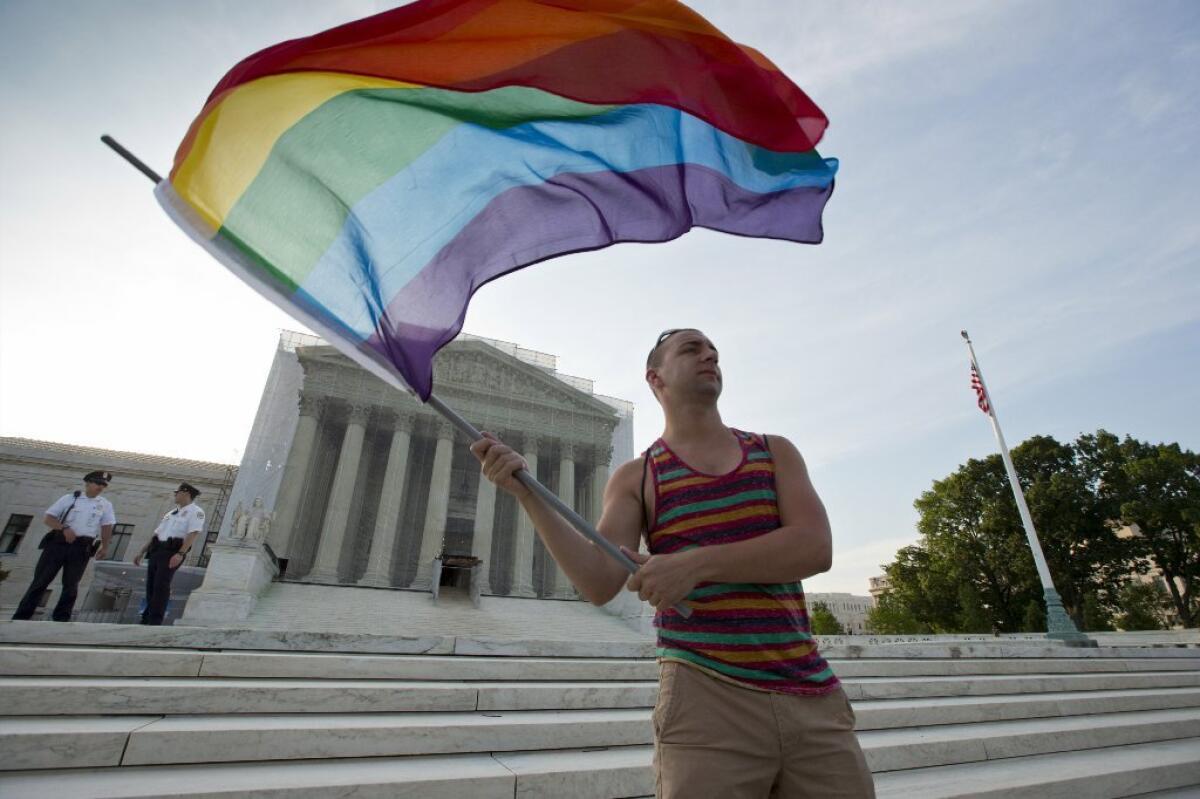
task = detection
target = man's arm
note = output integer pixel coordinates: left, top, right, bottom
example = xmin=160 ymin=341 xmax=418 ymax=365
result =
xmin=625 ymin=435 xmax=832 ymax=610
xmin=95 ymin=524 xmax=113 ymax=559
xmin=43 ymin=495 xmax=75 ymax=541
xmin=171 ymin=531 xmax=200 ymax=565
xmin=95 ymin=503 xmax=116 ymax=559
xmin=172 ymin=508 xmax=205 ymax=566
xmin=132 ymin=538 xmax=153 ymax=566
xmin=471 ymin=434 xmax=642 ymax=606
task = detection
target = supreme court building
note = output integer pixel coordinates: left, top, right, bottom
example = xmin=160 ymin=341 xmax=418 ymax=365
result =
xmin=225 ymin=331 xmax=634 ymax=601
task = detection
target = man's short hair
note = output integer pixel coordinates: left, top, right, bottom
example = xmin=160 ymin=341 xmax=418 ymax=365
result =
xmin=647 ymin=328 xmax=690 ymax=369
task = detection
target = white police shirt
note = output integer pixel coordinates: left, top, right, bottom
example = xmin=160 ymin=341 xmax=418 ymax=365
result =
xmin=45 ymin=493 xmax=116 ymax=538
xmin=154 ymin=503 xmax=206 ymax=541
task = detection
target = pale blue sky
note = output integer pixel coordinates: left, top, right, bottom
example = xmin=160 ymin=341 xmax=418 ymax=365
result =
xmin=0 ymin=1 xmax=1196 ymax=594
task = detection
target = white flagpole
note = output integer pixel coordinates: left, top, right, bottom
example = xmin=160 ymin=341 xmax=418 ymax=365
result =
xmin=960 ymin=331 xmax=1090 ymax=644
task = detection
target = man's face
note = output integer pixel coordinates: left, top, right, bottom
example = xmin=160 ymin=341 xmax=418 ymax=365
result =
xmin=84 ymin=481 xmax=106 ymax=498
xmin=648 ymin=330 xmax=722 ymax=401
xmin=174 ymin=489 xmax=190 ymax=505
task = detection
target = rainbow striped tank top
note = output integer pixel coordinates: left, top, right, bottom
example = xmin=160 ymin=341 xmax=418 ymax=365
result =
xmin=647 ymin=429 xmax=839 ymax=696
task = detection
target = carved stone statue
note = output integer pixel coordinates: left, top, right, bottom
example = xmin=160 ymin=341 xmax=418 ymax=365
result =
xmin=245 ymin=496 xmax=273 ymax=543
xmin=229 ymin=501 xmax=248 ymax=540
xmin=229 ymin=497 xmax=272 ymax=544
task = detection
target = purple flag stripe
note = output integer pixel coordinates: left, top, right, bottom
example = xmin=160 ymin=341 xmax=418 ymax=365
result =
xmin=367 ymin=162 xmax=833 ymax=398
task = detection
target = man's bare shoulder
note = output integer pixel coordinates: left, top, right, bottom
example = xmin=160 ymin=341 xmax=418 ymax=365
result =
xmin=609 ymin=456 xmax=646 ymax=493
xmin=764 ymin=434 xmax=808 ymax=469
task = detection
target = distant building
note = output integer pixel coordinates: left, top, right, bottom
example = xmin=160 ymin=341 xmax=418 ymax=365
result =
xmin=808 ymin=592 xmax=875 ymax=634
xmin=0 ymin=438 xmax=234 ymax=620
xmin=868 ymin=574 xmax=891 ymax=599
xmin=0 ymin=330 xmax=636 ymax=622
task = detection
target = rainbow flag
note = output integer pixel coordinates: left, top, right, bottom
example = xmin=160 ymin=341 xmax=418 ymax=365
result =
xmin=158 ymin=0 xmax=838 ymax=399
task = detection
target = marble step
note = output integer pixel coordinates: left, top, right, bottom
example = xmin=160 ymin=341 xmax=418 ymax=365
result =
xmin=1128 ymin=786 xmax=1200 ymax=798
xmin=873 ymin=737 xmax=1200 ymax=798
xmin=830 ymin=656 xmax=1200 ymax=678
xmin=5 ymin=687 xmax=1199 ymax=771
xmin=851 ymin=686 xmax=1200 ymax=730
xmin=859 ymin=706 xmax=1200 ymax=772
xmin=7 ymin=621 xmax=1200 ymax=660
xmin=0 ymin=752 xmax=519 ymax=799
xmin=0 ymin=646 xmax=658 ymax=681
xmin=123 ymin=708 xmax=650 ymax=767
xmin=5 ymin=644 xmax=1198 ymax=681
xmin=0 ymin=677 xmax=656 ymax=716
xmin=5 ymin=669 xmax=1199 ymax=716
xmin=842 ymin=670 xmax=1200 ymax=701
xmin=1 ymin=719 xmax=1197 ymax=799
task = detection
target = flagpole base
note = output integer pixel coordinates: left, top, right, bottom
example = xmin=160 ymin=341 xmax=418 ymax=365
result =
xmin=1043 ymin=587 xmax=1097 ymax=647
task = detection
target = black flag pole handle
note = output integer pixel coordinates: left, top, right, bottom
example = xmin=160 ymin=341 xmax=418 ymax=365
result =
xmin=101 ymin=135 xmax=162 ymax=184
xmin=101 ymin=133 xmax=691 ymax=619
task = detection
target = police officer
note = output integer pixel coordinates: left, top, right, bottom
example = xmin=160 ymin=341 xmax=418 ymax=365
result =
xmin=134 ymin=482 xmax=205 ymax=625
xmin=12 ymin=471 xmax=116 ymax=621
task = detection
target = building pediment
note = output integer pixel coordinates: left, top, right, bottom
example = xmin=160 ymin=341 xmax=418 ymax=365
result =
xmin=436 ymin=341 xmax=618 ymax=421
xmin=295 ymin=341 xmax=619 ymax=425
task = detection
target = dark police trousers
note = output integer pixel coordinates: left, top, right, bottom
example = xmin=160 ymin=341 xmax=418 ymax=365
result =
xmin=12 ymin=533 xmax=95 ymax=621
xmin=142 ymin=537 xmax=183 ymax=626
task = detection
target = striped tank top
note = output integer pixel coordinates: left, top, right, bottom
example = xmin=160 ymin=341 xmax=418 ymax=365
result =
xmin=646 ymin=429 xmax=839 ymax=696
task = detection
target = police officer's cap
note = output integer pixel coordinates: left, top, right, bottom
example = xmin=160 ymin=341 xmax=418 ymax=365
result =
xmin=176 ymin=482 xmax=201 ymax=498
xmin=84 ymin=471 xmax=112 ymax=485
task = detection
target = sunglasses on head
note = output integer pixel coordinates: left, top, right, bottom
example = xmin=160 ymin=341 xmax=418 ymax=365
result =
xmin=655 ymin=329 xmax=684 ymax=349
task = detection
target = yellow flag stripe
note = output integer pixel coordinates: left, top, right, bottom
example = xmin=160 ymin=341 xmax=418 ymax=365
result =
xmin=174 ymin=72 xmax=420 ymax=230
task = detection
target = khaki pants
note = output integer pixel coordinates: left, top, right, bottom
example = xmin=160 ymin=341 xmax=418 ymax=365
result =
xmin=653 ymin=661 xmax=875 ymax=799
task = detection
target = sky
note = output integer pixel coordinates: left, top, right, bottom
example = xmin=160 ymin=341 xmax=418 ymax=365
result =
xmin=1 ymin=1 xmax=1197 ymax=596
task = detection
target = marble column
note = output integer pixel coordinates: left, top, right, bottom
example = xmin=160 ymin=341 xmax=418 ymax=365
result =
xmin=510 ymin=433 xmax=539 ymax=597
xmin=470 ymin=459 xmax=498 ymax=595
xmin=358 ymin=410 xmax=415 ymax=587
xmin=307 ymin=403 xmax=370 ymax=583
xmin=591 ymin=444 xmax=613 ymax=526
xmin=410 ymin=419 xmax=456 ymax=590
xmin=547 ymin=442 xmax=576 ymax=597
xmin=268 ymin=391 xmax=322 ymax=559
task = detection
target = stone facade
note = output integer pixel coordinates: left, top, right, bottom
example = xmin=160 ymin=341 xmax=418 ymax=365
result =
xmin=808 ymin=592 xmax=875 ymax=634
xmin=0 ymin=438 xmax=234 ymax=618
xmin=0 ymin=331 xmax=635 ymax=621
xmin=228 ymin=332 xmax=633 ymax=601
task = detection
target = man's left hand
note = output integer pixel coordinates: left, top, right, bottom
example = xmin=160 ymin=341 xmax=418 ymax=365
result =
xmin=622 ymin=547 xmax=701 ymax=612
xmin=169 ymin=553 xmax=185 ymax=568
xmin=94 ymin=545 xmax=107 ymax=560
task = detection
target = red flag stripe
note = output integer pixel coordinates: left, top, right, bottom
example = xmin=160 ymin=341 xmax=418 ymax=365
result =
xmin=970 ymin=365 xmax=990 ymax=414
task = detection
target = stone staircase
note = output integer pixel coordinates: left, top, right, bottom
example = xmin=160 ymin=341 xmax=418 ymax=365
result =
xmin=1 ymin=622 xmax=1199 ymax=797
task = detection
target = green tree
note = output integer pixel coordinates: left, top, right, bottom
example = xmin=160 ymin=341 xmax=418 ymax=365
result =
xmin=879 ymin=430 xmax=1180 ymax=633
xmin=865 ymin=594 xmax=928 ymax=634
xmin=1081 ymin=593 xmax=1114 ymax=632
xmin=1021 ymin=599 xmax=1046 ymax=632
xmin=957 ymin=583 xmax=993 ymax=633
xmin=809 ymin=602 xmax=845 ymax=635
xmin=1014 ymin=436 xmax=1129 ymax=628
xmin=1078 ymin=432 xmax=1200 ymax=627
xmin=1115 ymin=581 xmax=1168 ymax=631
xmin=878 ymin=545 xmax=962 ymax=633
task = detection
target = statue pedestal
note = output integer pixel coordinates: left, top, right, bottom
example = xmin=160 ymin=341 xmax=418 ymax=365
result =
xmin=178 ymin=541 xmax=279 ymax=627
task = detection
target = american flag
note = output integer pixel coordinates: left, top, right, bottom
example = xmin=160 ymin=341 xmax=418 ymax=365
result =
xmin=970 ymin=365 xmax=990 ymax=414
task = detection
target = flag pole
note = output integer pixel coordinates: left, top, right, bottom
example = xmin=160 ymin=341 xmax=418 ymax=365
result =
xmin=960 ymin=330 xmax=1090 ymax=645
xmin=423 ymin=394 xmax=669 ymax=601
xmin=101 ymin=134 xmax=689 ymax=617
